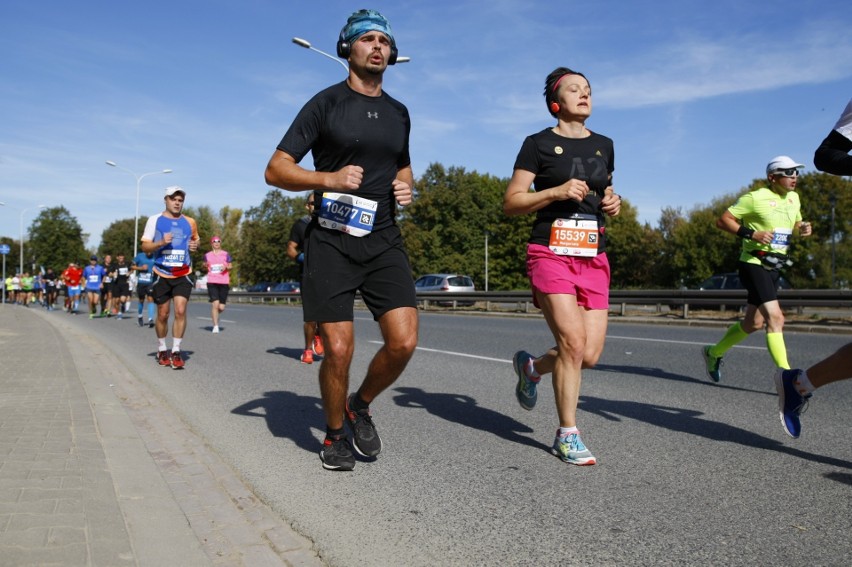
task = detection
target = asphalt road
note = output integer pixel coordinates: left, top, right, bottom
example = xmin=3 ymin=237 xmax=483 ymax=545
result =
xmin=54 ymin=303 xmax=852 ymax=566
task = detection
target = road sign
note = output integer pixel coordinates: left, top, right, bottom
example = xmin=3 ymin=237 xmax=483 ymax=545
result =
xmin=0 ymin=244 xmax=10 ymax=255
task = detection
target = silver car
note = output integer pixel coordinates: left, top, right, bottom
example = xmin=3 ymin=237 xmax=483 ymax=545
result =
xmin=414 ymin=274 xmax=476 ymax=306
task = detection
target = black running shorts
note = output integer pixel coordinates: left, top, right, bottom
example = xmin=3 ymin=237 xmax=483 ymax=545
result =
xmin=137 ymin=283 xmax=153 ymax=301
xmin=302 ymin=224 xmax=417 ymax=322
xmin=151 ymin=275 xmax=194 ymax=305
xmin=738 ymin=261 xmax=781 ymax=306
xmin=207 ymin=283 xmax=229 ymax=304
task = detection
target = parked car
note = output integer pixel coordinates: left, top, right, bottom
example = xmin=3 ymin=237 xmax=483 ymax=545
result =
xmin=414 ymin=274 xmax=476 ymax=306
xmin=245 ymin=282 xmax=275 ymax=293
xmin=271 ymin=281 xmax=301 ymax=294
xmin=698 ymin=272 xmax=792 ymax=291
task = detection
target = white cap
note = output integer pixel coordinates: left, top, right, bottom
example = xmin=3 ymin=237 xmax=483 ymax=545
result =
xmin=165 ymin=185 xmax=186 ymax=197
xmin=766 ymin=156 xmax=804 ymax=175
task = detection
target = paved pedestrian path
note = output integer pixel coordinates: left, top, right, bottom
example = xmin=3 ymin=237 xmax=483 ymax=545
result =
xmin=0 ymin=305 xmax=323 ymax=567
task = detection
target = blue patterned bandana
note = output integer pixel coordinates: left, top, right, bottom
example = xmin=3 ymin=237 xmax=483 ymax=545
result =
xmin=339 ymin=9 xmax=395 ymax=48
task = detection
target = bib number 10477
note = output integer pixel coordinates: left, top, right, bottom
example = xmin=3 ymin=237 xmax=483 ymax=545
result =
xmin=318 ymin=192 xmax=377 ymax=237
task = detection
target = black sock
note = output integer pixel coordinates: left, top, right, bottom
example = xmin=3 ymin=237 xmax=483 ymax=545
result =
xmin=326 ymin=427 xmax=345 ymax=440
xmin=349 ymin=392 xmax=369 ymax=412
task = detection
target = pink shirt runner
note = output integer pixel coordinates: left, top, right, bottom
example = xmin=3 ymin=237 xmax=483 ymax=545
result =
xmin=205 ymin=250 xmax=232 ymax=285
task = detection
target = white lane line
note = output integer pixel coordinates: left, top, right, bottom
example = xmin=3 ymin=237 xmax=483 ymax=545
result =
xmin=196 ymin=317 xmax=237 ymax=323
xmin=607 ymin=335 xmax=766 ymax=350
xmin=368 ymin=341 xmax=509 ymax=363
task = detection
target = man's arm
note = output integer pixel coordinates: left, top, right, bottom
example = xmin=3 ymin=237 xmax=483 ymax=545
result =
xmin=264 ymin=150 xmax=364 ymax=193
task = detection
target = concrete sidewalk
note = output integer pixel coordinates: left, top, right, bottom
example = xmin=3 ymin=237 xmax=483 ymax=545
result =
xmin=0 ymin=305 xmax=323 ymax=567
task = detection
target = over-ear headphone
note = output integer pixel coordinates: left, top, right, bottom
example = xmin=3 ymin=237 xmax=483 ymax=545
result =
xmin=549 ymin=101 xmax=560 ymax=114
xmin=337 ymin=38 xmax=398 ymax=65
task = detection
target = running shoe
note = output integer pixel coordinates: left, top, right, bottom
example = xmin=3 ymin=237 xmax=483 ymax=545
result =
xmin=300 ymin=349 xmax=313 ymax=364
xmin=89 ymin=313 xmax=95 ymax=319
xmin=170 ymin=351 xmax=185 ymax=370
xmin=345 ymin=394 xmax=382 ymax=457
xmin=551 ymin=431 xmax=597 ymax=466
xmin=312 ymin=335 xmax=324 ymax=357
xmin=320 ymin=436 xmax=355 ymax=471
xmin=137 ymin=316 xmax=143 ymax=327
xmin=212 ymin=326 xmax=220 ymax=334
xmin=148 ymin=319 xmax=154 ymax=328
xmin=157 ymin=350 xmax=171 ymax=366
xmin=513 ymin=350 xmax=538 ymax=410
xmin=773 ymin=369 xmax=811 ymax=439
xmin=702 ymin=345 xmax=723 ymax=383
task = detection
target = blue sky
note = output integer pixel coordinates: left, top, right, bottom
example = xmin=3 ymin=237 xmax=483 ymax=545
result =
xmin=2 ymin=0 xmax=851 ymax=250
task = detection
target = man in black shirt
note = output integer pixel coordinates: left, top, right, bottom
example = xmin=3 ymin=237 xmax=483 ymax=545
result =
xmin=265 ymin=9 xmax=417 ymax=471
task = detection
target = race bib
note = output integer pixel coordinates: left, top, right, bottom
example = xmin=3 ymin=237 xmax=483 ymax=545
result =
xmin=770 ymin=227 xmax=793 ymax=253
xmin=162 ymin=249 xmax=186 ymax=268
xmin=87 ymin=274 xmax=99 ymax=283
xmin=318 ymin=192 xmax=377 ymax=237
xmin=549 ymin=215 xmax=599 ymax=257
xmin=118 ymin=267 xmax=129 ymax=276
xmin=210 ymin=264 xmax=225 ymax=274
xmin=138 ymin=272 xmax=153 ymax=284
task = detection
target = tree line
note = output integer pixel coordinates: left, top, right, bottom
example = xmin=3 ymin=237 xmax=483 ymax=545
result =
xmin=4 ymin=163 xmax=849 ymax=290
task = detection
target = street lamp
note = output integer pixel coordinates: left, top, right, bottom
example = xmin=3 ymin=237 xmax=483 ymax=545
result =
xmin=20 ymin=205 xmax=46 ymax=274
xmin=105 ymin=161 xmax=172 ymax=258
xmin=291 ymin=37 xmax=410 ymax=72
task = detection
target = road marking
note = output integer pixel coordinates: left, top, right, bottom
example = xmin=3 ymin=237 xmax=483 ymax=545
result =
xmin=607 ymin=335 xmax=766 ymax=350
xmin=368 ymin=341 xmax=510 ymax=363
xmin=197 ymin=317 xmax=237 ymax=323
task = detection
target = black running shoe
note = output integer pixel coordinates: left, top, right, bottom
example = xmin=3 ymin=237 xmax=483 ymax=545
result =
xmin=137 ymin=316 xmax=144 ymax=327
xmin=345 ymin=394 xmax=382 ymax=457
xmin=320 ymin=436 xmax=355 ymax=471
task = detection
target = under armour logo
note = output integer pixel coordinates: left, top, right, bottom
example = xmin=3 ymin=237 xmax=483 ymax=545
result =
xmin=367 ymin=112 xmax=379 ymax=119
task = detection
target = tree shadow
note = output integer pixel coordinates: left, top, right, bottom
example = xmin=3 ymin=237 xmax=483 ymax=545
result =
xmin=231 ymin=391 xmax=324 ymax=452
xmin=579 ymin=395 xmax=852 ymax=469
xmin=392 ymin=386 xmax=551 ymax=453
xmin=593 ymin=363 xmax=773 ymax=396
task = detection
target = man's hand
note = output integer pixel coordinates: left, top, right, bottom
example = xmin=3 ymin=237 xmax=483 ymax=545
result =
xmin=393 ymin=178 xmax=412 ymax=206
xmin=600 ymin=188 xmax=622 ymax=217
xmin=188 ymin=238 xmax=199 ymax=252
xmin=331 ymin=165 xmax=364 ymax=191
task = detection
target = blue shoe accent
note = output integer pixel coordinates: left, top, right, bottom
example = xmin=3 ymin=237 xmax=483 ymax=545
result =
xmin=551 ymin=431 xmax=596 ymax=466
xmin=513 ymin=350 xmax=538 ymax=410
xmin=773 ymin=369 xmax=811 ymax=439
xmin=702 ymin=346 xmax=722 ymax=382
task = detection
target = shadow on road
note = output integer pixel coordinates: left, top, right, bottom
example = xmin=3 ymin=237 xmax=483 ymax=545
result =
xmin=231 ymin=391 xmax=324 ymax=452
xmin=593 ymin=363 xmax=774 ymax=396
xmin=579 ymin=395 xmax=852 ymax=470
xmin=392 ymin=386 xmax=551 ymax=453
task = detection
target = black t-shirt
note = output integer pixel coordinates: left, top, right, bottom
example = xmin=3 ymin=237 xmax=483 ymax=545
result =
xmin=109 ymin=261 xmax=131 ymax=284
xmin=277 ymin=81 xmax=411 ymax=231
xmin=513 ymin=129 xmax=615 ymax=249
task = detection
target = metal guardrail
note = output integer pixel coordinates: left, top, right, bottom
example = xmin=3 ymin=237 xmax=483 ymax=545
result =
xmin=202 ymin=289 xmax=852 ymax=319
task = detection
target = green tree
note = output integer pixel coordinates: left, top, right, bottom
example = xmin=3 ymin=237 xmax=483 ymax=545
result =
xmin=606 ymin=199 xmax=665 ymax=288
xmin=238 ymin=190 xmax=305 ymax=285
xmin=98 ymin=217 xmax=142 ymax=259
xmin=402 ymin=163 xmax=530 ymax=290
xmin=28 ymin=207 xmax=87 ymax=272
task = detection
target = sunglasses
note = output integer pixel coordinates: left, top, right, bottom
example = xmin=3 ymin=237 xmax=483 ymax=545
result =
xmin=774 ymin=168 xmax=799 ymax=178
xmin=212 ymin=240 xmax=221 ymax=243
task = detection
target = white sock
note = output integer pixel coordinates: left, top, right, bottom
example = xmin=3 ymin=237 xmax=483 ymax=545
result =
xmin=794 ymin=370 xmax=816 ymax=395
xmin=157 ymin=338 xmax=167 ymax=351
xmin=557 ymin=426 xmax=579 ymax=438
xmin=172 ymin=338 xmax=182 ymax=352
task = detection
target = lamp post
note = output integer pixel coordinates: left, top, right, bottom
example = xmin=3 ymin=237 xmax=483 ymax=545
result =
xmin=105 ymin=161 xmax=172 ymax=258
xmin=291 ymin=37 xmax=410 ymax=72
xmin=829 ymin=191 xmax=837 ymax=287
xmin=20 ymin=205 xmax=46 ymax=274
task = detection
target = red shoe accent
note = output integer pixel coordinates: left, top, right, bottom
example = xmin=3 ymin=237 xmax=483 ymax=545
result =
xmin=157 ymin=351 xmax=171 ymax=366
xmin=300 ymin=349 xmax=313 ymax=364
xmin=170 ymin=351 xmax=185 ymax=369
xmin=312 ymin=335 xmax=324 ymax=357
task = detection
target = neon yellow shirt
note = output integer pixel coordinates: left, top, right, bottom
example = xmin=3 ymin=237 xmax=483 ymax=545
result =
xmin=728 ymin=187 xmax=801 ymax=265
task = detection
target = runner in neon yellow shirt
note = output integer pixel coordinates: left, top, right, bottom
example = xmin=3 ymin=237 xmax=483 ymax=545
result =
xmin=702 ymin=156 xmax=812 ymax=383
